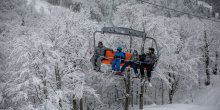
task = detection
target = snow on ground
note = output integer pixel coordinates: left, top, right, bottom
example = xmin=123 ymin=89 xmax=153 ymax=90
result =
xmin=130 ymin=75 xmax=220 ymax=110
xmin=193 ymin=75 xmax=220 ymax=106
xmin=197 ymin=0 xmax=213 ymax=12
xmin=139 ymin=104 xmax=219 ymax=110
xmin=129 ymin=104 xmax=219 ymax=110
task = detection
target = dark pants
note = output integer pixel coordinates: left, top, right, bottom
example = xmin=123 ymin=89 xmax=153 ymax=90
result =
xmin=120 ymin=61 xmax=138 ymax=74
xmin=112 ymin=59 xmax=121 ymax=71
xmin=140 ymin=63 xmax=153 ymax=81
xmin=90 ymin=55 xmax=105 ymax=70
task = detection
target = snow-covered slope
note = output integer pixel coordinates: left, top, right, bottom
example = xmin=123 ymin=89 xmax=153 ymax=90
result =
xmin=141 ymin=104 xmax=219 ymax=110
xmin=193 ymin=75 xmax=220 ymax=106
xmin=130 ymin=75 xmax=220 ymax=110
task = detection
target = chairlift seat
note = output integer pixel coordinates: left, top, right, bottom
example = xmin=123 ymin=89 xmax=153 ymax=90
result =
xmin=101 ymin=50 xmax=132 ymax=66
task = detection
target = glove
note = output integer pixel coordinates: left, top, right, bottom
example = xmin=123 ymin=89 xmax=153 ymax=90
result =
xmin=135 ymin=61 xmax=140 ymax=64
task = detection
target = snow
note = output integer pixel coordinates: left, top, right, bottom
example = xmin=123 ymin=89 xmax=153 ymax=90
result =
xmin=129 ymin=75 xmax=220 ymax=110
xmin=215 ymin=13 xmax=219 ymax=18
xmin=193 ymin=75 xmax=220 ymax=106
xmin=139 ymin=104 xmax=219 ymax=110
xmin=26 ymin=0 xmax=32 ymax=5
xmin=26 ymin=0 xmax=51 ymax=14
xmin=197 ymin=1 xmax=213 ymax=12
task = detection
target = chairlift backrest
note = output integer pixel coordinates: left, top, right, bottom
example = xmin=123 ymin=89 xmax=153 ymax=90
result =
xmin=101 ymin=50 xmax=132 ymax=66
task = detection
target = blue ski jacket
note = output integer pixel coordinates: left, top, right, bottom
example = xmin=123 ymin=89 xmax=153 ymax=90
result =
xmin=114 ymin=51 xmax=125 ymax=59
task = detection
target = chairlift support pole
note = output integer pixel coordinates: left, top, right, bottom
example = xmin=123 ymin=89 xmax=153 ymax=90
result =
xmin=129 ymin=36 xmax=132 ymax=53
xmin=93 ymin=31 xmax=102 ymax=52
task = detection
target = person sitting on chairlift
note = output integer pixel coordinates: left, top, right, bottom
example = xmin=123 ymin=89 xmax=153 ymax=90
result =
xmin=90 ymin=41 xmax=113 ymax=72
xmin=111 ymin=47 xmax=125 ymax=73
xmin=116 ymin=50 xmax=139 ymax=77
xmin=140 ymin=47 xmax=157 ymax=83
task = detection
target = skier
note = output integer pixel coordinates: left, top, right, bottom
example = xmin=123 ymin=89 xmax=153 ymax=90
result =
xmin=140 ymin=48 xmax=157 ymax=86
xmin=111 ymin=47 xmax=125 ymax=73
xmin=90 ymin=41 xmax=113 ymax=72
xmin=116 ymin=50 xmax=139 ymax=77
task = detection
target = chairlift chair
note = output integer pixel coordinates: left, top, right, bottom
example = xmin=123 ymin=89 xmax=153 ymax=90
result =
xmin=93 ymin=27 xmax=159 ymax=67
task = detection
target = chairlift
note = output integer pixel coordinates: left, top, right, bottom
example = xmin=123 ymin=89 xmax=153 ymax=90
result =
xmin=93 ymin=27 xmax=159 ymax=67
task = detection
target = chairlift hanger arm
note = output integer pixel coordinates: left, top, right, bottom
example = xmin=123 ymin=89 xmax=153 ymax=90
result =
xmin=93 ymin=31 xmax=102 ymax=51
xmin=101 ymin=27 xmax=145 ymax=38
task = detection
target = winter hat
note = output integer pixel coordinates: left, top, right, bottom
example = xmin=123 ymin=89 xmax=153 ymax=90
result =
xmin=148 ymin=47 xmax=155 ymax=53
xmin=117 ymin=47 xmax=122 ymax=51
xmin=133 ymin=50 xmax=138 ymax=55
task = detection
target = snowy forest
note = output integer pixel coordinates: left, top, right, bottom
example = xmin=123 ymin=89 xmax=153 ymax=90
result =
xmin=0 ymin=0 xmax=220 ymax=110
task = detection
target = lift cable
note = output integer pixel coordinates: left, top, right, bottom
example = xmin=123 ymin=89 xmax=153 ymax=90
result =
xmin=141 ymin=0 xmax=220 ymax=23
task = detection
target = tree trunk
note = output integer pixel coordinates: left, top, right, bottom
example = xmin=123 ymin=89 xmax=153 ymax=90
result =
xmin=43 ymin=72 xmax=47 ymax=99
xmin=115 ymin=85 xmax=117 ymax=102
xmin=144 ymin=84 xmax=147 ymax=105
xmin=128 ymin=74 xmax=131 ymax=105
xmin=169 ymin=88 xmax=173 ymax=104
xmin=198 ymin=70 xmax=201 ymax=88
xmin=154 ymin=86 xmax=157 ymax=104
xmin=84 ymin=97 xmax=87 ymax=110
xmin=80 ymin=98 xmax=84 ymax=110
xmin=43 ymin=75 xmax=47 ymax=110
xmin=55 ymin=63 xmax=61 ymax=89
xmin=72 ymin=98 xmax=77 ymax=110
xmin=21 ymin=17 xmax=25 ymax=26
xmin=124 ymin=72 xmax=131 ymax=110
xmin=139 ymin=76 xmax=144 ymax=110
xmin=147 ymin=90 xmax=150 ymax=105
xmin=139 ymin=84 xmax=144 ymax=110
xmin=213 ymin=51 xmax=218 ymax=75
xmin=131 ymin=81 xmax=134 ymax=107
xmin=168 ymin=66 xmax=179 ymax=104
xmin=136 ymin=82 xmax=139 ymax=105
xmin=168 ymin=73 xmax=173 ymax=104
xmin=41 ymin=49 xmax=47 ymax=100
xmin=204 ymin=30 xmax=210 ymax=85
xmin=190 ymin=91 xmax=193 ymax=103
xmin=161 ymin=79 xmax=164 ymax=105
xmin=55 ymin=63 xmax=62 ymax=109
